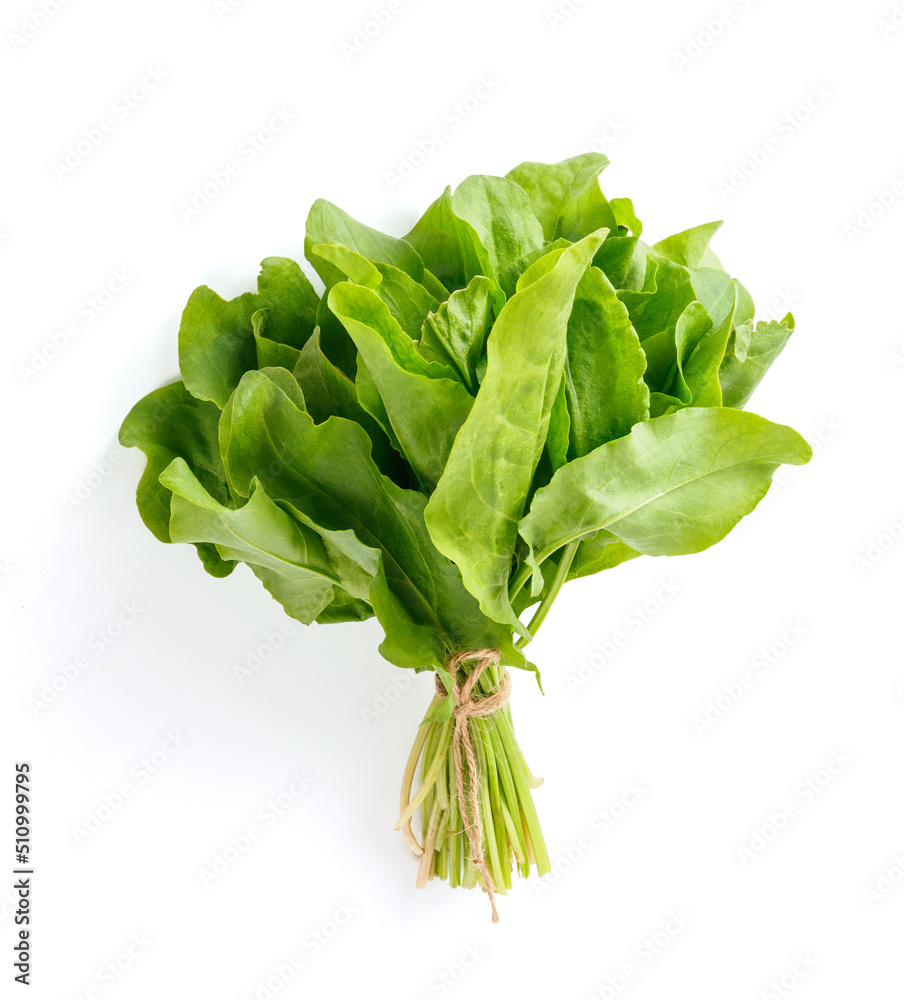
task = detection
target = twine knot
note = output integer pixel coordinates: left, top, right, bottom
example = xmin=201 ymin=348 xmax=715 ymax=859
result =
xmin=435 ymin=648 xmax=511 ymax=923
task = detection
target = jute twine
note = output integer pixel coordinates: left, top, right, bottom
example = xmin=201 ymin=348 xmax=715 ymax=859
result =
xmin=435 ymin=648 xmax=511 ymax=923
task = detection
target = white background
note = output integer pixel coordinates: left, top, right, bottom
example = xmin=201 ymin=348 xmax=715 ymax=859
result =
xmin=2 ymin=0 xmax=903 ymax=997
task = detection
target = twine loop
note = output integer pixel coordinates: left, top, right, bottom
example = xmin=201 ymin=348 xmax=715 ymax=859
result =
xmin=435 ymin=648 xmax=511 ymax=923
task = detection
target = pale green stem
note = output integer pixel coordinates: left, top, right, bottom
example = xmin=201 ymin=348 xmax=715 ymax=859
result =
xmin=516 ymin=540 xmax=579 ymax=649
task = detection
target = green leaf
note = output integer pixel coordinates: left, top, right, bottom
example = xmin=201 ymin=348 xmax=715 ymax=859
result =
xmin=642 ymin=299 xmax=728 ymax=409
xmin=119 ymin=381 xmax=233 ymax=575
xmin=162 ymin=459 xmax=342 ymax=624
xmin=293 ymin=329 xmax=397 ymax=474
xmin=417 ymin=276 xmax=504 ymax=393
xmin=353 ymin=356 xmax=401 ymax=456
xmin=309 ymin=242 xmax=382 ymax=289
xmin=677 ymin=285 xmax=737 ymax=408
xmin=512 ymin=530 xmax=641 ymax=614
xmin=546 ymin=374 xmax=571 ymax=474
xmin=520 ymin=238 xmax=573 ymax=271
xmin=424 ymin=230 xmax=607 ymax=634
xmin=720 ymin=315 xmax=795 ymax=408
xmin=564 ymin=265 xmax=650 ymax=458
xmin=639 ymin=269 xmax=738 ymax=414
xmin=647 ymin=392 xmax=682 ymax=419
xmin=402 ymin=186 xmax=490 ymax=294
xmin=610 ymin=197 xmax=642 ymax=236
xmin=310 ymin=242 xmax=439 ymax=338
xmin=593 ymin=235 xmax=647 ymax=289
xmin=253 ymin=309 xmax=302 ymax=372
xmin=520 ymin=407 xmax=812 ymax=572
xmin=372 ymin=261 xmax=439 ymax=336
xmin=178 ymin=285 xmax=258 ymax=408
xmin=219 ymin=369 xmax=525 ymax=669
xmin=691 ymin=268 xmax=737 ymax=333
xmin=315 ymin=594 xmax=374 ymax=624
xmin=529 ymin=372 xmax=572 ymax=519
xmin=254 ymin=256 xmax=320 ymax=347
xmin=313 ymin=292 xmax=359 ymax=379
xmin=653 ymin=221 xmax=723 ymax=269
xmin=733 ymin=279 xmax=756 ymax=327
xmin=506 ymin=153 xmax=618 ymax=243
xmin=516 ymin=245 xmax=568 ymax=290
xmin=618 ymin=255 xmax=697 ymax=343
xmin=165 ymin=457 xmax=378 ymax=626
xmin=122 ymin=156 xmax=810 ymax=704
xmin=256 ymin=365 xmax=307 ymax=411
xmin=178 ymin=257 xmax=319 ymax=408
xmin=513 ymin=531 xmax=642 ymax=614
xmin=304 ymin=198 xmax=424 ymax=289
xmin=419 ymin=268 xmax=451 ymax=301
xmin=671 ymin=301 xmax=723 ymax=405
xmin=328 ymin=282 xmax=474 ymax=491
xmin=569 ymin=532 xmax=642 ymax=580
xmin=292 ymin=329 xmax=356 ymax=422
xmin=449 ymin=175 xmax=546 ymax=296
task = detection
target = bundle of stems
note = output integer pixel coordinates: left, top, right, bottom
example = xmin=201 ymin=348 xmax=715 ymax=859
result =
xmin=395 ymin=656 xmax=550 ymax=906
